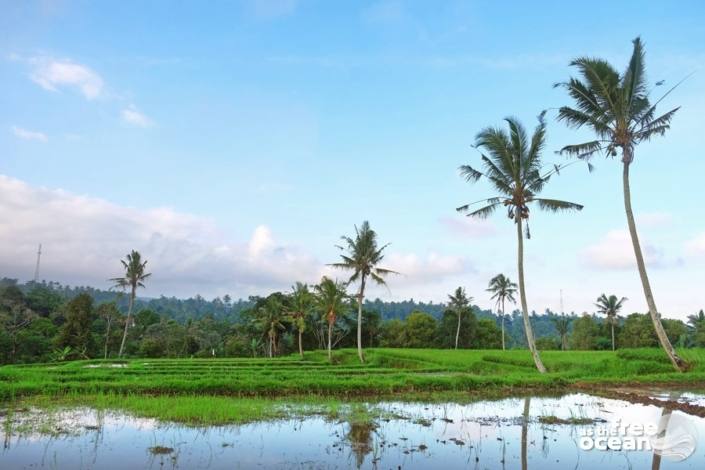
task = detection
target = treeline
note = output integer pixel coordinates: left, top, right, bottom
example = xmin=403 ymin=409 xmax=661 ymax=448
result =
xmin=1 ymin=278 xmax=703 ymax=364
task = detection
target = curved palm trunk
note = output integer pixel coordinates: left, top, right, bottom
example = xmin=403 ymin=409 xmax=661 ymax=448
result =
xmin=454 ymin=309 xmax=461 ymax=349
xmin=501 ymin=298 xmax=506 ymax=351
xmin=623 ymin=162 xmax=686 ymax=371
xmin=356 ymin=276 xmax=366 ymax=363
xmin=516 ymin=214 xmax=546 ymax=373
xmin=117 ymin=285 xmax=135 ymax=358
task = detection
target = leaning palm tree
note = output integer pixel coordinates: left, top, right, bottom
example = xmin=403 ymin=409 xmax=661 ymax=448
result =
xmin=595 ymin=294 xmax=627 ymax=351
xmin=556 ymin=37 xmax=688 ymax=371
xmin=330 ymin=221 xmax=397 ymax=363
xmin=314 ymin=277 xmax=348 ymax=361
xmin=110 ymin=250 xmax=151 ymax=358
xmin=487 ymin=274 xmax=517 ymax=351
xmin=457 ymin=113 xmax=582 ymax=373
xmin=288 ymin=282 xmax=314 ymax=358
xmin=447 ymin=287 xmax=472 ymax=350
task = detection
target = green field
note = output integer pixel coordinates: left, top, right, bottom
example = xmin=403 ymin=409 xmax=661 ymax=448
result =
xmin=3 ymin=348 xmax=705 ymax=400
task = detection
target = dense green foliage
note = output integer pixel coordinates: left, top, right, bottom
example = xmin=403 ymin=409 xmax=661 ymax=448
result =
xmin=1 ymin=279 xmax=702 ymax=365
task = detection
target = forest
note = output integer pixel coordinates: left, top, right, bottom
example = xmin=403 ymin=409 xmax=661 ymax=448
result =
xmin=1 ymin=277 xmax=701 ymax=364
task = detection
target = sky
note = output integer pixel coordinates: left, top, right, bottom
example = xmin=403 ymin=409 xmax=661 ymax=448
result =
xmin=1 ymin=0 xmax=704 ymax=319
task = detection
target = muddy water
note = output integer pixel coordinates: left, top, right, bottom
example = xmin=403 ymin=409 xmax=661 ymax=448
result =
xmin=2 ymin=393 xmax=705 ymax=469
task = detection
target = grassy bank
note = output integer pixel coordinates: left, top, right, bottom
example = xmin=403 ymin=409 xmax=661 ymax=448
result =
xmin=2 ymin=348 xmax=705 ymax=402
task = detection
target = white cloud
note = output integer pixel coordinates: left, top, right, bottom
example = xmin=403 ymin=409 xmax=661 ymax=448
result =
xmin=121 ymin=105 xmax=153 ymax=128
xmin=440 ymin=216 xmax=496 ymax=238
xmin=384 ymin=252 xmax=472 ymax=284
xmin=685 ymin=233 xmax=705 ymax=258
xmin=581 ymin=229 xmax=665 ymax=270
xmin=10 ymin=126 xmax=47 ymax=142
xmin=0 ymin=175 xmax=321 ymax=298
xmin=28 ymin=57 xmax=104 ymax=99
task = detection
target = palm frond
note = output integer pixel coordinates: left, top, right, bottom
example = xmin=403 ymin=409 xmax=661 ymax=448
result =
xmin=533 ymin=198 xmax=584 ymax=212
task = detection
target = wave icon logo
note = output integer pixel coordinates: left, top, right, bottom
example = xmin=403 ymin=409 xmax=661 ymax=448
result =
xmin=650 ymin=412 xmax=698 ymax=462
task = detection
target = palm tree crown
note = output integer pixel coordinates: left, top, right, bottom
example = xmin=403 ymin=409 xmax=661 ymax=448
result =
xmin=487 ymin=274 xmax=517 ymax=309
xmin=314 ymin=277 xmax=348 ymax=323
xmin=448 ymin=287 xmax=471 ymax=311
xmin=110 ymin=250 xmax=151 ymax=292
xmin=457 ymin=113 xmax=583 ymax=237
xmin=555 ymin=37 xmax=680 ymax=165
xmin=595 ymin=294 xmax=627 ymax=322
xmin=330 ymin=221 xmax=396 ymax=287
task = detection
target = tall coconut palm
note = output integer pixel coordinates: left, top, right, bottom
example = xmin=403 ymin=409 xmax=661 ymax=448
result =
xmin=487 ymin=274 xmax=517 ymax=351
xmin=288 ymin=282 xmax=314 ymax=358
xmin=256 ymin=296 xmax=287 ymax=358
xmin=330 ymin=221 xmax=397 ymax=363
xmin=555 ymin=37 xmax=688 ymax=371
xmin=110 ymin=250 xmax=151 ymax=358
xmin=447 ymin=287 xmax=472 ymax=350
xmin=595 ymin=294 xmax=627 ymax=351
xmin=457 ymin=113 xmax=583 ymax=373
xmin=552 ymin=315 xmax=570 ymax=351
xmin=314 ymin=277 xmax=348 ymax=361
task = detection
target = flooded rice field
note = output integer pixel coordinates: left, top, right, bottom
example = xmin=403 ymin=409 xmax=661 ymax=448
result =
xmin=2 ymin=392 xmax=705 ymax=469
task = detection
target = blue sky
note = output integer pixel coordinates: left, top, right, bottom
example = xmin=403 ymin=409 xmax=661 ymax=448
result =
xmin=1 ymin=0 xmax=704 ymax=318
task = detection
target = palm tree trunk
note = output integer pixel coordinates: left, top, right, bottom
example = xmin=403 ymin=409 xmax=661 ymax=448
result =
xmin=298 ymin=328 xmax=304 ymax=358
xmin=516 ymin=212 xmax=546 ymax=373
xmin=611 ymin=320 xmax=615 ymax=352
xmin=104 ymin=318 xmax=111 ymax=359
xmin=622 ymin=161 xmax=686 ymax=371
xmin=327 ymin=318 xmax=333 ymax=362
xmin=357 ymin=276 xmax=366 ymax=363
xmin=501 ymin=298 xmax=506 ymax=351
xmin=118 ymin=286 xmax=135 ymax=358
xmin=521 ymin=397 xmax=530 ymax=470
xmin=454 ymin=309 xmax=461 ymax=349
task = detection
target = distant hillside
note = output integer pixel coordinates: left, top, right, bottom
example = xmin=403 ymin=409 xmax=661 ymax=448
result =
xmin=2 ymin=277 xmax=582 ymax=347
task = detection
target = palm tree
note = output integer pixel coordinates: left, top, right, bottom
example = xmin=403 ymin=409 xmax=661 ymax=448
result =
xmin=447 ymin=287 xmax=472 ymax=349
xmin=330 ymin=221 xmax=397 ymax=363
xmin=595 ymin=294 xmax=627 ymax=351
xmin=555 ymin=37 xmax=688 ymax=371
xmin=687 ymin=310 xmax=705 ymax=330
xmin=552 ymin=315 xmax=570 ymax=351
xmin=487 ymin=274 xmax=517 ymax=351
xmin=314 ymin=277 xmax=348 ymax=361
xmin=256 ymin=296 xmax=287 ymax=358
xmin=288 ymin=282 xmax=314 ymax=358
xmin=110 ymin=250 xmax=151 ymax=358
xmin=457 ymin=113 xmax=583 ymax=373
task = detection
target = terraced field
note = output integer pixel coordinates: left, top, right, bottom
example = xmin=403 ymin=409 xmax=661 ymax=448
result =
xmin=3 ymin=348 xmax=705 ymax=400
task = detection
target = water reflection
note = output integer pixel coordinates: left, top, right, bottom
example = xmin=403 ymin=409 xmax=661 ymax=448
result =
xmin=2 ymin=393 xmax=705 ymax=469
